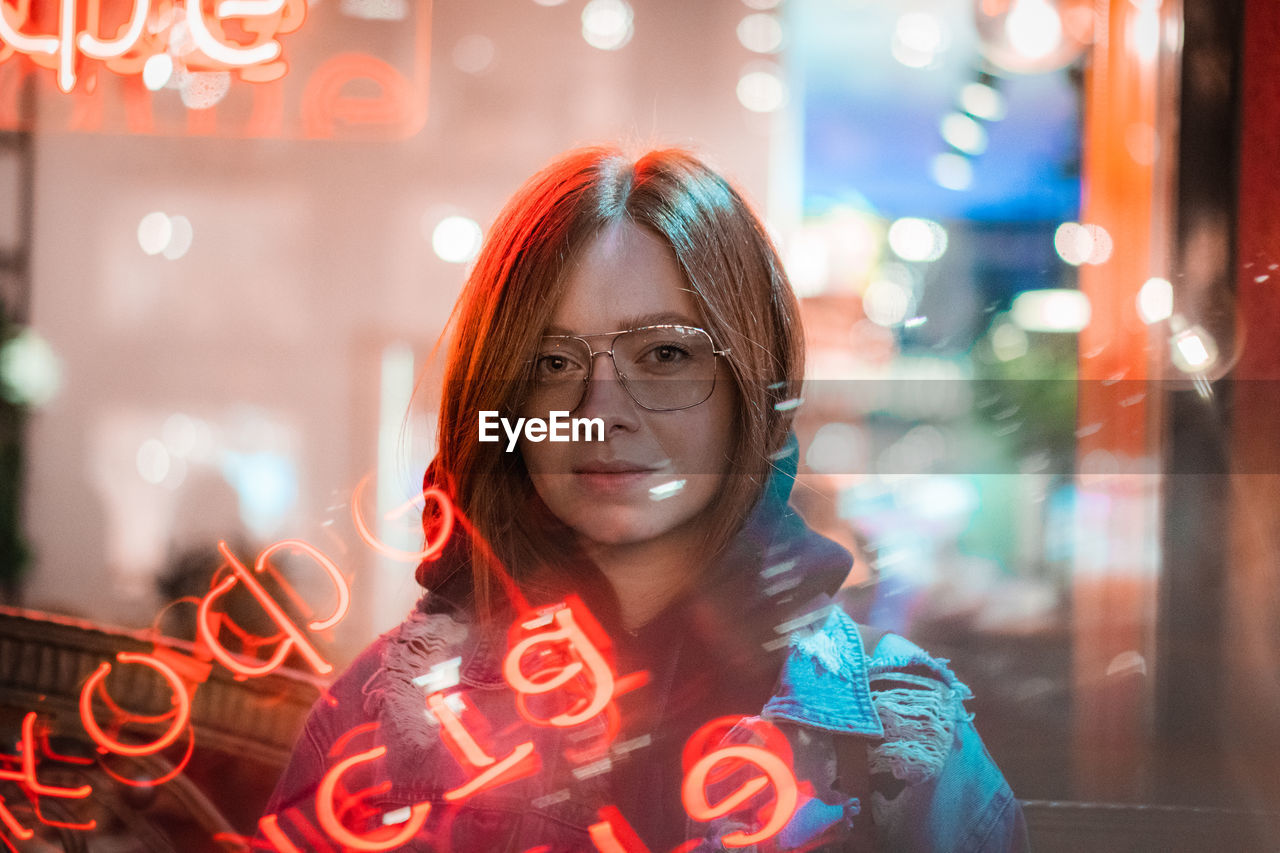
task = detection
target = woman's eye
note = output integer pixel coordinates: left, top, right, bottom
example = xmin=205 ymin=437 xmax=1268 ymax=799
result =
xmin=647 ymin=344 xmax=690 ymax=363
xmin=535 ymin=354 xmax=579 ymax=378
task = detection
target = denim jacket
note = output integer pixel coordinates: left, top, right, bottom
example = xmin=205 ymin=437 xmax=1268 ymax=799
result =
xmin=263 ymin=443 xmax=1026 ymax=850
xmin=262 ymin=601 xmax=1026 ymax=851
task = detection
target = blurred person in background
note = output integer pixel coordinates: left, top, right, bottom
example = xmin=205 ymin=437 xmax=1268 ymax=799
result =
xmin=263 ymin=147 xmax=1027 ymax=851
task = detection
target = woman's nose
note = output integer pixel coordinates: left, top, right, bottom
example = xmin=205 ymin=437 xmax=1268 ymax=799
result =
xmin=575 ymin=353 xmax=642 ymax=431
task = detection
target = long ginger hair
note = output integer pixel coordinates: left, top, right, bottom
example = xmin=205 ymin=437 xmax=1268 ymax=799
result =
xmin=419 ymin=146 xmax=805 ymax=622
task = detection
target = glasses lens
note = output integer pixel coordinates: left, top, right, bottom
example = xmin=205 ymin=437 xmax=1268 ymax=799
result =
xmin=614 ymin=326 xmax=717 ymax=410
xmin=527 ymin=337 xmax=590 ymax=412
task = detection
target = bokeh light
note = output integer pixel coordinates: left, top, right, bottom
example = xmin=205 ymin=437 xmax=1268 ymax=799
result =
xmin=1005 ymin=0 xmax=1064 ymax=60
xmin=142 ymin=54 xmax=174 ymax=91
xmin=931 ymin=152 xmax=973 ymax=190
xmin=806 ymin=422 xmax=868 ymax=474
xmin=737 ymin=13 xmax=783 ymax=54
xmin=163 ymin=215 xmax=193 ymax=260
xmin=179 ymin=70 xmax=231 ymax=110
xmin=960 ymin=82 xmax=1006 ymax=121
xmin=431 ymin=215 xmax=483 ymax=264
xmin=137 ymin=212 xmax=173 ymax=256
xmin=1054 ymin=222 xmax=1113 ymax=265
xmin=1011 ymin=289 xmax=1092 ymax=332
xmin=1136 ymin=277 xmax=1173 ymax=324
xmin=136 ymin=438 xmax=172 ymax=485
xmin=887 ymin=217 xmax=948 ymax=262
xmin=863 ymin=277 xmax=914 ymax=327
xmin=736 ymin=68 xmax=787 ymax=112
xmin=1170 ymin=325 xmax=1218 ymax=374
xmin=991 ymin=320 xmax=1030 ymax=361
xmin=0 ymin=328 xmax=63 ymax=407
xmin=453 ymin=35 xmax=496 ymax=74
xmin=941 ymin=112 xmax=989 ymax=155
xmin=892 ymin=12 xmax=948 ymax=69
xmin=581 ymin=0 xmax=634 ymax=51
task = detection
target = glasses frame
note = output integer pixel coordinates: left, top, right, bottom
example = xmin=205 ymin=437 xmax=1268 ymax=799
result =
xmin=527 ymin=324 xmax=731 ymax=413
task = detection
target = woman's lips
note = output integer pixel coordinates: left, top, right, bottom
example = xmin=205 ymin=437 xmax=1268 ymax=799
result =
xmin=571 ymin=464 xmax=660 ymax=494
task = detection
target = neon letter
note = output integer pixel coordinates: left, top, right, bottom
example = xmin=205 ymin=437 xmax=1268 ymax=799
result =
xmin=588 ymin=805 xmax=652 ymax=853
xmin=351 ymin=476 xmax=455 ymax=563
xmin=503 ymin=604 xmax=617 ymax=728
xmin=681 ymin=745 xmax=799 ymax=848
xmin=186 ymin=0 xmax=285 ymax=66
xmin=0 ymin=2 xmax=57 ymax=58
xmin=197 ymin=540 xmax=347 ymax=677
xmin=424 ymin=693 xmax=538 ymax=801
xmin=256 ymin=814 xmax=304 ymax=853
xmin=315 ymin=745 xmax=430 ymax=850
xmin=0 ymin=712 xmax=96 ymax=836
xmin=76 ymin=0 xmax=150 ymax=60
xmin=79 ymin=652 xmax=192 ymax=756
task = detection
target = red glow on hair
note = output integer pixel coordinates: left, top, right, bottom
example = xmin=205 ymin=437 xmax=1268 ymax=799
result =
xmin=681 ymin=743 xmax=799 ymax=848
xmin=423 ymin=693 xmax=540 ymax=802
xmin=196 ymin=540 xmax=346 ymax=677
xmin=350 ymin=475 xmax=455 ymax=563
xmin=79 ymin=652 xmax=192 ymax=757
xmin=503 ymin=599 xmax=619 ymax=729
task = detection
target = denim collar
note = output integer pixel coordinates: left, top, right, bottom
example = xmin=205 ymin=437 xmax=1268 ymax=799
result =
xmin=762 ymin=607 xmax=885 ymax=737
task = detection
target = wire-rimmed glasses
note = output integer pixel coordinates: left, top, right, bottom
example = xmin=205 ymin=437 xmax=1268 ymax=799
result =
xmin=524 ymin=324 xmax=730 ymax=413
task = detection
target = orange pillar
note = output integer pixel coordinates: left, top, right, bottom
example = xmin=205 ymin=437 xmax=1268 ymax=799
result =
xmin=1072 ymin=0 xmax=1172 ymax=800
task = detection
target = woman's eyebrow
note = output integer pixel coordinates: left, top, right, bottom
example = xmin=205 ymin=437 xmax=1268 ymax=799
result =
xmin=543 ymin=312 xmax=701 ymax=336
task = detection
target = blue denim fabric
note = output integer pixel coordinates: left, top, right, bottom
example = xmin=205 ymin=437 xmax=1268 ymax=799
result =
xmin=263 ymin=606 xmax=1027 ymax=851
xmin=762 ymin=609 xmax=1028 ymax=852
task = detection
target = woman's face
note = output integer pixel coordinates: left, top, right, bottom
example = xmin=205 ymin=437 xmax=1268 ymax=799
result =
xmin=519 ymin=220 xmax=737 ymax=552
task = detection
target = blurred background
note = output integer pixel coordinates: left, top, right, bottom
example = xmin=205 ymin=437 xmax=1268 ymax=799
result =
xmin=0 ymin=0 xmax=1278 ymax=848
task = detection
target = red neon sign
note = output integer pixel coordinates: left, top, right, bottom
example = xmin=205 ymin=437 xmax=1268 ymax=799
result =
xmin=79 ymin=651 xmax=192 ymax=757
xmin=314 ymin=744 xmax=431 ymax=851
xmin=0 ymin=0 xmax=307 ymax=94
xmin=0 ymin=0 xmax=431 ymax=138
xmin=681 ymin=742 xmax=800 ymax=848
xmin=350 ymin=475 xmax=455 ymax=563
xmin=0 ymin=711 xmax=96 ymax=842
xmin=0 ymin=475 xmax=815 ymax=851
xmin=196 ymin=538 xmax=349 ymax=677
xmin=423 ymin=692 xmax=539 ymax=802
xmin=504 ymin=600 xmax=621 ymax=729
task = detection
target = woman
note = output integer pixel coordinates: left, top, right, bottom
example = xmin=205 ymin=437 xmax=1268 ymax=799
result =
xmin=262 ymin=147 xmax=1027 ymax=851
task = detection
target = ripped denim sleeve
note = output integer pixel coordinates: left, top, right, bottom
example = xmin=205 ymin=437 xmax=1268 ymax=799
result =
xmin=866 ymin=642 xmax=974 ymax=790
xmin=867 ymin=636 xmax=1027 ymax=853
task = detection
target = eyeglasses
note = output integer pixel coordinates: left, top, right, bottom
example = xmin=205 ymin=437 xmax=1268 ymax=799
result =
xmin=524 ymin=324 xmax=730 ymax=413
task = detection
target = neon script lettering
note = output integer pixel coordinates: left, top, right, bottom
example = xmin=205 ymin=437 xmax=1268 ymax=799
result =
xmin=6 ymin=483 xmax=805 ymax=851
xmin=0 ymin=0 xmax=306 ymax=94
xmin=271 ymin=598 xmax=800 ymax=852
xmin=479 ymin=410 xmax=605 ymax=451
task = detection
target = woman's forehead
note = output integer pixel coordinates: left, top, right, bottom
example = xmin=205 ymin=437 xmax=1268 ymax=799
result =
xmin=548 ymin=221 xmax=702 ymax=334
